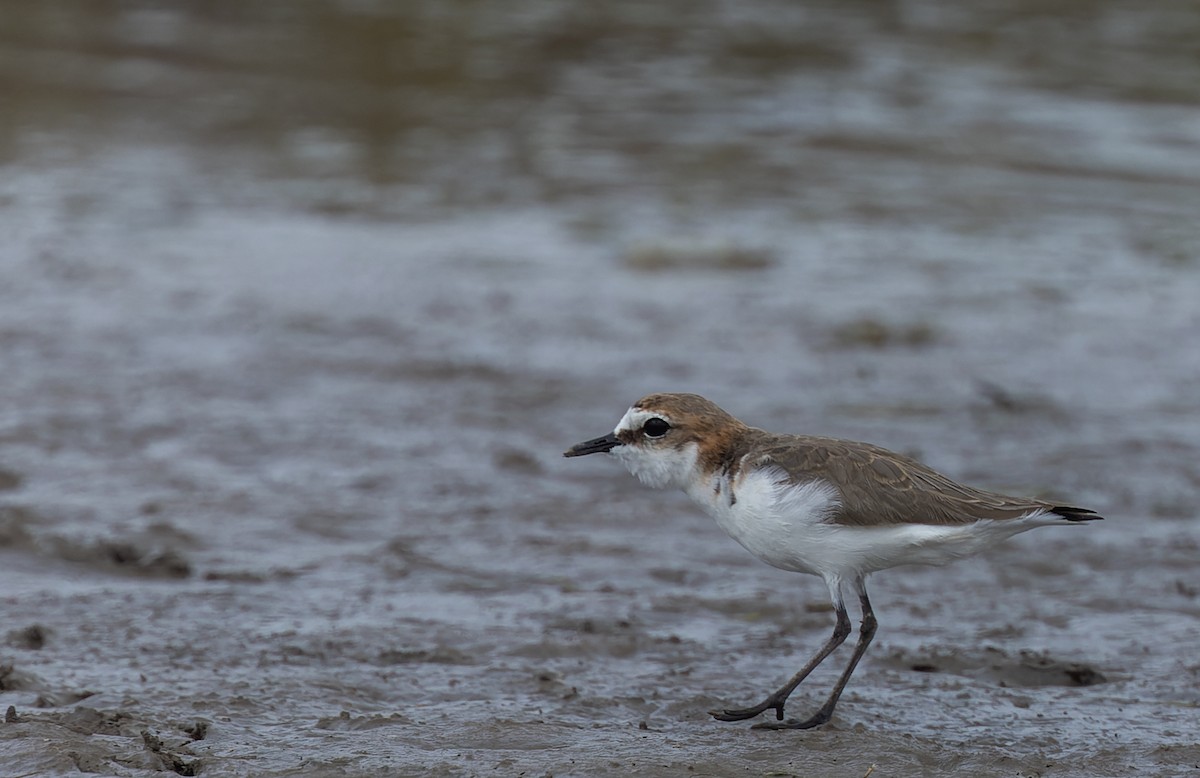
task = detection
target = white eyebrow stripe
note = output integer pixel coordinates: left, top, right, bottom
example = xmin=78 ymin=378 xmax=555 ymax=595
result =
xmin=615 ymin=407 xmax=671 ymax=434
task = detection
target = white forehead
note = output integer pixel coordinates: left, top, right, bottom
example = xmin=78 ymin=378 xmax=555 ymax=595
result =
xmin=615 ymin=406 xmax=670 ymax=434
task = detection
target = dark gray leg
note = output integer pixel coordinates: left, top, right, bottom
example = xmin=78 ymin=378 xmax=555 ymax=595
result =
xmin=710 ymin=590 xmax=853 ymax=723
xmin=753 ymin=580 xmax=877 ymax=730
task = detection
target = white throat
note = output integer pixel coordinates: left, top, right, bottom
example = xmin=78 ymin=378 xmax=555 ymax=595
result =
xmin=610 ymin=406 xmax=699 ymax=489
xmin=612 ymin=440 xmax=699 ymax=489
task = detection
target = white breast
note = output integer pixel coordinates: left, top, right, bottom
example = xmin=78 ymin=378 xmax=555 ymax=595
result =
xmin=685 ymin=465 xmax=843 ymax=576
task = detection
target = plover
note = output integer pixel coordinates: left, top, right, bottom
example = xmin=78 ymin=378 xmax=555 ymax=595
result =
xmin=564 ymin=392 xmax=1101 ymax=730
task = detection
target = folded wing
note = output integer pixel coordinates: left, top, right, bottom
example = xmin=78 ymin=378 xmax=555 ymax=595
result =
xmin=751 ymin=435 xmax=1103 ymax=527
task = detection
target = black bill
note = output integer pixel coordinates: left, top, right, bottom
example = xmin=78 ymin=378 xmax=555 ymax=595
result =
xmin=563 ymin=432 xmax=621 ymax=457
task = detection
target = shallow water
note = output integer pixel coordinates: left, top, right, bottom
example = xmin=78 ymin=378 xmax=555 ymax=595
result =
xmin=2 ymin=2 xmax=1199 ymax=776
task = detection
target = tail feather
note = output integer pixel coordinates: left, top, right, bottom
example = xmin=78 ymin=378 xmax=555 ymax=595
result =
xmin=1049 ymin=505 xmax=1103 ymax=522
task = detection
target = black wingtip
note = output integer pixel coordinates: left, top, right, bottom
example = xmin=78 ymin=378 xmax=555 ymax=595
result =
xmin=1051 ymin=506 xmax=1104 ymax=522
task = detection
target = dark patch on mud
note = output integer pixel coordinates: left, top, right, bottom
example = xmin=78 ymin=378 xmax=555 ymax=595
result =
xmin=181 ymin=719 xmax=210 ymax=741
xmin=376 ymin=646 xmax=472 ymax=665
xmin=203 ymin=566 xmax=304 ymax=583
xmin=314 ymin=710 xmax=413 ymax=731
xmin=623 ymin=241 xmax=777 ymax=272
xmin=34 ymin=689 xmax=97 ymax=708
xmin=493 ymin=446 xmax=544 ymax=474
xmin=142 ymin=729 xmax=202 ymax=776
xmin=886 ymin=646 xmax=1107 ymax=688
xmin=5 ymin=624 xmax=50 ymax=650
xmin=49 ymin=707 xmax=136 ymax=736
xmin=203 ymin=568 xmax=268 ymax=583
xmin=974 ymin=381 xmax=1069 ymax=419
xmin=49 ymin=537 xmax=192 ymax=579
xmin=0 ymin=468 xmax=22 ymax=491
xmin=0 ymin=505 xmax=39 ymax=546
xmin=828 ymin=317 xmax=940 ymax=350
xmin=0 ymin=663 xmax=96 ymax=708
xmin=0 ymin=663 xmax=38 ymax=691
xmin=0 ymin=505 xmax=191 ymax=578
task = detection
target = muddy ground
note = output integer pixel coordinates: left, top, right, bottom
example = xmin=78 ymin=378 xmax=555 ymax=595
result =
xmin=1 ymin=2 xmax=1199 ymax=776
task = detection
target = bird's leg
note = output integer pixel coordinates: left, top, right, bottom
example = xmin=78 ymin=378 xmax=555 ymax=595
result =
xmin=710 ymin=598 xmax=852 ymax=722
xmin=754 ymin=582 xmax=877 ymax=730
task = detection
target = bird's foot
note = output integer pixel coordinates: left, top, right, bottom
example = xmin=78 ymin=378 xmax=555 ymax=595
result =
xmin=709 ymin=695 xmax=786 ymax=722
xmin=750 ymin=708 xmax=832 ymax=731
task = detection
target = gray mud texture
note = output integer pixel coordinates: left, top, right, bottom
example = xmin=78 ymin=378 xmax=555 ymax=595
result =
xmin=2 ymin=2 xmax=1200 ymax=776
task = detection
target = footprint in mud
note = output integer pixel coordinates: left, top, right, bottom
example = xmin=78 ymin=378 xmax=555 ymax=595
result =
xmin=887 ymin=646 xmax=1107 ymax=687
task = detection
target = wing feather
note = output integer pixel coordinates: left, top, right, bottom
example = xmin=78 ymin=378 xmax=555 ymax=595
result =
xmin=749 ymin=434 xmax=1099 ymax=527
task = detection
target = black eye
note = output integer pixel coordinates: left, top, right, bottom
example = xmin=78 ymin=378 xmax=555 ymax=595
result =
xmin=642 ymin=418 xmax=670 ymax=438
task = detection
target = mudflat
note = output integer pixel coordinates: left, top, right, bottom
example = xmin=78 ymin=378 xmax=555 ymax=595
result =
xmin=2 ymin=2 xmax=1199 ymax=775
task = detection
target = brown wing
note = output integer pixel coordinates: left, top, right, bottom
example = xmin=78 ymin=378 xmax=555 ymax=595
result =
xmin=750 ymin=434 xmax=1098 ymax=527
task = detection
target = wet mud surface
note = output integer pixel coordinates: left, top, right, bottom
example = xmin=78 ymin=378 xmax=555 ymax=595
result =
xmin=2 ymin=1 xmax=1200 ymax=776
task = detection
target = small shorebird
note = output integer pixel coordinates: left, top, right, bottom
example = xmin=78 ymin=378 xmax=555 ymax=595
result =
xmin=564 ymin=392 xmax=1101 ymax=730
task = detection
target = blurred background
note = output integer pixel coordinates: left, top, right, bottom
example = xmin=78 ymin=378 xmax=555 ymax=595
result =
xmin=1 ymin=1 xmax=1198 ymax=776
